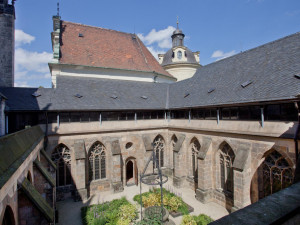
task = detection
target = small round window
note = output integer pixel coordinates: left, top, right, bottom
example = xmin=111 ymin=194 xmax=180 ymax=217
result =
xmin=125 ymin=142 xmax=133 ymax=149
xmin=177 ymin=51 xmax=182 ymax=59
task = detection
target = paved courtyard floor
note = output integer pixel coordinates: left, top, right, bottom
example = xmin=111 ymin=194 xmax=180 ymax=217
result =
xmin=57 ymin=181 xmax=229 ymax=225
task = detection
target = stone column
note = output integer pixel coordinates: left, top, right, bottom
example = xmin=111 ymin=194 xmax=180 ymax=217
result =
xmin=196 ymin=137 xmax=213 ymax=203
xmin=74 ymin=140 xmax=87 ymax=201
xmin=111 ymin=140 xmax=124 ymax=193
xmin=172 ymin=134 xmax=186 ymax=188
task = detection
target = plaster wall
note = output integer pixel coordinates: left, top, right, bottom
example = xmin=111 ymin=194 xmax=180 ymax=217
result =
xmin=50 ymin=64 xmax=175 ymax=88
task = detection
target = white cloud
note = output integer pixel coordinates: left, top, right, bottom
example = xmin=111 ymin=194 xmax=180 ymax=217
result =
xmin=15 ymin=29 xmax=35 ymax=47
xmin=15 ymin=48 xmax=52 ymax=73
xmin=14 ymin=30 xmax=52 ymax=87
xmin=146 ymin=46 xmax=165 ymax=60
xmin=138 ymin=26 xmax=175 ymax=49
xmin=14 ymin=81 xmax=29 ymax=87
xmin=211 ymin=50 xmax=236 ymax=61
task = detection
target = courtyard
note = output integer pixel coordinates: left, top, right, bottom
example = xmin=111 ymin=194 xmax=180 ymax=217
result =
xmin=56 ymin=180 xmax=228 ymax=225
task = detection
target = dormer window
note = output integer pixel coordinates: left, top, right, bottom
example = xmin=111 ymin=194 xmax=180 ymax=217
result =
xmin=177 ymin=51 xmax=182 ymax=59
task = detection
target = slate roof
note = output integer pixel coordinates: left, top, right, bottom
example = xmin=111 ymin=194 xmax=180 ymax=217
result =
xmin=169 ymin=31 xmax=300 ymax=108
xmin=0 ymin=76 xmax=169 ymax=111
xmin=161 ymin=48 xmax=199 ymax=66
xmin=59 ymin=21 xmax=173 ymax=78
xmin=1 ymin=31 xmax=300 ymax=112
xmin=0 ymin=126 xmax=44 ymax=188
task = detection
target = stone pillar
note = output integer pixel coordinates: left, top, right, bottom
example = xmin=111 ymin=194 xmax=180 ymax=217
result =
xmin=172 ymin=134 xmax=186 ymax=188
xmin=111 ymin=140 xmax=124 ymax=193
xmin=196 ymin=154 xmax=213 ymax=203
xmin=112 ymin=154 xmax=123 ymax=193
xmin=196 ymin=137 xmax=213 ymax=203
xmin=73 ymin=140 xmax=87 ymax=201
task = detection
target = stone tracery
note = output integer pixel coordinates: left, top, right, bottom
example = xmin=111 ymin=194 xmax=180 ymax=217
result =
xmin=89 ymin=142 xmax=106 ymax=180
xmin=51 ymin=144 xmax=72 ymax=186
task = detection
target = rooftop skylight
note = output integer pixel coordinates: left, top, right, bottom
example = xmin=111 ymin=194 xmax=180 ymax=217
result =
xmin=141 ymin=96 xmax=148 ymax=99
xmin=184 ymin=92 xmax=190 ymax=98
xmin=208 ymin=88 xmax=215 ymax=93
xmin=241 ymin=80 xmax=253 ymax=88
xmin=295 ymin=73 xmax=300 ymax=79
xmin=32 ymin=92 xmax=41 ymax=97
xmin=74 ymin=94 xmax=83 ymax=98
xmin=111 ymin=95 xmax=118 ymax=99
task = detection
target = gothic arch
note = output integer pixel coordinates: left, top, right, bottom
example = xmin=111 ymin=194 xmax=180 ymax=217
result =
xmin=88 ymin=141 xmax=106 ymax=181
xmin=171 ymin=135 xmax=178 ymax=176
xmin=216 ymin=141 xmax=235 ymax=194
xmin=189 ymin=138 xmax=201 ymax=189
xmin=153 ymin=135 xmax=165 ymax=168
xmin=250 ymin=149 xmax=294 ymax=203
xmin=51 ymin=143 xmax=72 ymax=186
xmin=2 ymin=205 xmax=15 ymax=225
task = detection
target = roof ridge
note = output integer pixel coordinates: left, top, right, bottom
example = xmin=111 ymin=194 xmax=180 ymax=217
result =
xmin=203 ymin=31 xmax=300 ymax=67
xmin=61 ymin=20 xmax=134 ymax=36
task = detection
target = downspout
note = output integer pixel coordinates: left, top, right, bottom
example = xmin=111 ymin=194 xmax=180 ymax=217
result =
xmin=294 ymin=102 xmax=300 ymax=162
xmin=294 ymin=101 xmax=300 ymax=183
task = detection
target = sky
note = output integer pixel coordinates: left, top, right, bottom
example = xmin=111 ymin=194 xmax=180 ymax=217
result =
xmin=13 ymin=0 xmax=300 ymax=88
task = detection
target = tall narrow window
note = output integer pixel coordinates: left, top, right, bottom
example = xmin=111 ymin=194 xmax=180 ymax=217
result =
xmin=191 ymin=139 xmax=200 ymax=179
xmin=89 ymin=142 xmax=106 ymax=180
xmin=219 ymin=143 xmax=235 ymax=193
xmin=154 ymin=135 xmax=165 ymax=168
xmin=51 ymin=144 xmax=72 ymax=186
xmin=171 ymin=135 xmax=178 ymax=176
xmin=261 ymin=151 xmax=293 ymax=199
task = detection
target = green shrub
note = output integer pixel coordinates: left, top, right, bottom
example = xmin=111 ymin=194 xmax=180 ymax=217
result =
xmin=133 ymin=188 xmax=189 ymax=214
xmin=81 ymin=197 xmax=137 ymax=225
xmin=181 ymin=215 xmax=197 ymax=225
xmin=180 ymin=214 xmax=214 ymax=225
xmin=193 ymin=214 xmax=213 ymax=225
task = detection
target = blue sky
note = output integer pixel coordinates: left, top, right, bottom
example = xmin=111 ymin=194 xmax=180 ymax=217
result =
xmin=14 ymin=0 xmax=300 ymax=87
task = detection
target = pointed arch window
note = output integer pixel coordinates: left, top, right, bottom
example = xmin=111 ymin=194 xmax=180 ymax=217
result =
xmin=51 ymin=144 xmax=72 ymax=186
xmin=262 ymin=151 xmax=293 ymax=198
xmin=154 ymin=135 xmax=165 ymax=168
xmin=191 ymin=139 xmax=200 ymax=179
xmin=89 ymin=142 xmax=106 ymax=180
xmin=219 ymin=143 xmax=235 ymax=193
xmin=171 ymin=135 xmax=178 ymax=175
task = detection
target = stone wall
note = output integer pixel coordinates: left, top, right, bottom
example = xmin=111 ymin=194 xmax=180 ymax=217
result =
xmin=0 ymin=3 xmax=14 ymax=87
xmin=44 ymin=119 xmax=298 ymax=210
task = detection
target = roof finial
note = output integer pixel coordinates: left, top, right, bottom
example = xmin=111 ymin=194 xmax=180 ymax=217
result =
xmin=57 ymin=0 xmax=60 ymax=17
xmin=176 ymin=16 xmax=179 ymax=29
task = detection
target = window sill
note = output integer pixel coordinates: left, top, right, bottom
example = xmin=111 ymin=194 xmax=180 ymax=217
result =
xmin=89 ymin=178 xmax=108 ymax=184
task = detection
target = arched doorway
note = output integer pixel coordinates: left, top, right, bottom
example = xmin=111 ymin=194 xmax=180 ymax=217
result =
xmin=2 ymin=206 xmax=15 ymax=225
xmin=126 ymin=158 xmax=138 ymax=186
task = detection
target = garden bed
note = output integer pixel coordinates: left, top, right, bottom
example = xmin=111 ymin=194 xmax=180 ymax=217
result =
xmin=133 ymin=188 xmax=194 ymax=217
xmin=81 ymin=197 xmax=137 ymax=225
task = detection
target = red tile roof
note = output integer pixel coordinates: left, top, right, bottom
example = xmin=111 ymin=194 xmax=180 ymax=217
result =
xmin=59 ymin=21 xmax=173 ymax=78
